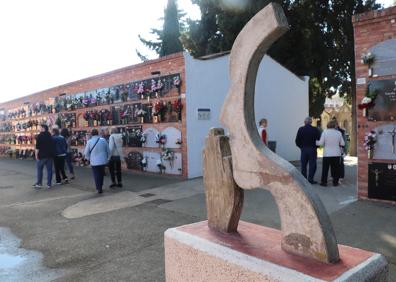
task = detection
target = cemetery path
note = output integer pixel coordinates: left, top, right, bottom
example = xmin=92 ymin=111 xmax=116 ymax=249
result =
xmin=0 ymin=158 xmax=394 ymax=281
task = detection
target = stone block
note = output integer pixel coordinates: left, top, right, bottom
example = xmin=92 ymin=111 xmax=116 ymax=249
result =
xmin=165 ymin=221 xmax=389 ymax=282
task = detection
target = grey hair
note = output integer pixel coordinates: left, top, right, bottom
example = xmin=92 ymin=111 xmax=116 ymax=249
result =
xmin=304 ymin=117 xmax=312 ymax=124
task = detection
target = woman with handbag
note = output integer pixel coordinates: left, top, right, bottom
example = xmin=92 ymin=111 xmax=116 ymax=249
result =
xmin=84 ymin=129 xmax=110 ymax=194
xmin=108 ymin=128 xmax=124 ymax=188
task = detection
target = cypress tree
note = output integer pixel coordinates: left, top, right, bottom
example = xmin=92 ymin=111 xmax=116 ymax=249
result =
xmin=161 ymin=0 xmax=183 ymax=56
xmin=137 ymin=0 xmax=183 ymax=59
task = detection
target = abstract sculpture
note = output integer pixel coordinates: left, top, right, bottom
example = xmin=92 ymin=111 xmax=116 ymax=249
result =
xmin=203 ymin=3 xmax=340 ymax=264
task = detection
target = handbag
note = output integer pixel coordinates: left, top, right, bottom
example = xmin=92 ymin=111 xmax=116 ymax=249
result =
xmin=89 ymin=138 xmax=100 ymax=154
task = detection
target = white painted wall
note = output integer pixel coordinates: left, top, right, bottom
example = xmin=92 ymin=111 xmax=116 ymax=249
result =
xmin=184 ymin=52 xmax=309 ymax=178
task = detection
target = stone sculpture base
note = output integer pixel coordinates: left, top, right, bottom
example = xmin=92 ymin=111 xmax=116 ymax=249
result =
xmin=164 ymin=221 xmax=388 ymax=282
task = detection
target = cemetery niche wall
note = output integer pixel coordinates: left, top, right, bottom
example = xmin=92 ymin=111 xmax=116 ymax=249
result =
xmin=0 ymin=53 xmax=186 ymax=177
xmin=353 ymin=6 xmax=396 ymax=203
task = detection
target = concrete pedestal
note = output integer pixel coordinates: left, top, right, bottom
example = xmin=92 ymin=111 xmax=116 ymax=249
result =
xmin=165 ymin=221 xmax=388 ymax=282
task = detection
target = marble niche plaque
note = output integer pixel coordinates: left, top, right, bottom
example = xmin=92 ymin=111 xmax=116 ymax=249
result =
xmin=143 ymin=128 xmax=159 ymax=148
xmin=367 ymin=80 xmax=396 ymax=121
xmin=368 ymin=163 xmax=396 ymax=201
xmin=161 ymin=127 xmax=182 ymax=149
xmin=369 ymin=38 xmax=396 ymax=77
xmin=142 ymin=151 xmax=162 ymax=173
xmin=373 ymin=124 xmax=396 ymax=160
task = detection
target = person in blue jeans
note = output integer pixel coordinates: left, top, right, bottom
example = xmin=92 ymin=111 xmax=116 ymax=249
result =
xmin=84 ymin=129 xmax=110 ymax=194
xmin=52 ymin=128 xmax=68 ymax=185
xmin=61 ymin=128 xmax=75 ymax=179
xmin=295 ymin=117 xmax=321 ymax=184
xmin=33 ymin=124 xmax=55 ymax=189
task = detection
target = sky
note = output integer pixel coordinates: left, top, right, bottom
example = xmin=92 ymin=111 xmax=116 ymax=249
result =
xmin=0 ymin=0 xmax=393 ymax=104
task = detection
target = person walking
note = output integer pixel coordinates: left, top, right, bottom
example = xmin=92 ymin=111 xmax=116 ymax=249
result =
xmin=52 ymin=128 xmax=68 ymax=185
xmin=61 ymin=128 xmax=75 ymax=180
xmin=84 ymin=129 xmax=110 ymax=194
xmin=108 ymin=128 xmax=124 ymax=188
xmin=317 ymin=120 xmax=345 ymax=187
xmin=33 ymin=124 xmax=55 ymax=189
xmin=258 ymin=118 xmax=268 ymax=145
xmin=295 ymin=117 xmax=321 ymax=184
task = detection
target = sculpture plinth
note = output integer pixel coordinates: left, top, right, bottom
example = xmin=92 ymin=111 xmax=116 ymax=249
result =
xmin=165 ymin=221 xmax=388 ymax=282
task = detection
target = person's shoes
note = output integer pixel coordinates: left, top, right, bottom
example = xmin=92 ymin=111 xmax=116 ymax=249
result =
xmin=55 ymin=182 xmax=62 ymax=186
xmin=308 ymin=180 xmax=318 ymax=184
xmin=63 ymin=178 xmax=69 ymax=184
xmin=117 ymin=183 xmax=123 ymax=188
xmin=46 ymin=185 xmax=52 ymax=189
xmin=333 ymin=182 xmax=339 ymax=187
xmin=70 ymin=175 xmax=75 ymax=180
xmin=32 ymin=184 xmax=42 ymax=189
xmin=320 ymin=182 xmax=327 ymax=187
xmin=97 ymin=190 xmax=103 ymax=194
xmin=109 ymin=183 xmax=117 ymax=188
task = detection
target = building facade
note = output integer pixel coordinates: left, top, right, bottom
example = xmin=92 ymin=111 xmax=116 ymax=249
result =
xmin=0 ymin=52 xmax=309 ymax=179
xmin=353 ymin=6 xmax=396 ymax=202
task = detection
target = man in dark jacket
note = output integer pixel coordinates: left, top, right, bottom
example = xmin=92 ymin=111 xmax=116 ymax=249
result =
xmin=52 ymin=128 xmax=69 ymax=185
xmin=295 ymin=117 xmax=321 ymax=184
xmin=33 ymin=124 xmax=55 ymax=188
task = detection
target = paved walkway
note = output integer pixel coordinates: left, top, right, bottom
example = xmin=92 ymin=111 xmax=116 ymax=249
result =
xmin=0 ymin=157 xmax=394 ymax=281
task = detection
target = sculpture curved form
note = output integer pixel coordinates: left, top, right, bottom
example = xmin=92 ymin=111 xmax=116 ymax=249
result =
xmin=219 ymin=3 xmax=340 ymax=263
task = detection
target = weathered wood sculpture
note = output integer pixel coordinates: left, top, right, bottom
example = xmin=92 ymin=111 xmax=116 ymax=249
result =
xmin=204 ymin=3 xmax=340 ymax=264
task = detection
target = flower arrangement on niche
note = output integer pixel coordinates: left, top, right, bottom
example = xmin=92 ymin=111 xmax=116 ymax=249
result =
xmin=156 ymin=159 xmax=166 ymax=173
xmin=172 ymin=99 xmax=183 ymax=121
xmin=136 ymin=109 xmax=147 ymax=123
xmin=161 ymin=148 xmax=175 ymax=169
xmin=136 ymin=82 xmax=145 ymax=99
xmin=358 ymin=86 xmax=379 ymax=117
xmin=140 ymin=134 xmax=147 ymax=145
xmin=156 ymin=133 xmax=167 ymax=147
xmin=361 ymin=52 xmax=375 ymax=77
xmin=141 ymin=157 xmax=148 ymax=171
xmin=173 ymin=76 xmax=181 ymax=87
xmin=361 ymin=52 xmax=375 ymax=66
xmin=364 ymin=130 xmax=377 ymax=159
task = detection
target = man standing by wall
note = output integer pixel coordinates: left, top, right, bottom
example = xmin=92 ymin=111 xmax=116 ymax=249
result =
xmin=33 ymin=124 xmax=55 ymax=189
xmin=295 ymin=117 xmax=321 ymax=184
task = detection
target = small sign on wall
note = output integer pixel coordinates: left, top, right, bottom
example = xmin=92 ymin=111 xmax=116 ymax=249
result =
xmin=357 ymin=77 xmax=366 ymax=85
xmin=197 ymin=108 xmax=211 ymax=120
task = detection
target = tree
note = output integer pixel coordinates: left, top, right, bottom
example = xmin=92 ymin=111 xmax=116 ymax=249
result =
xmin=181 ymin=0 xmax=381 ymax=155
xmin=137 ymin=0 xmax=184 ymax=59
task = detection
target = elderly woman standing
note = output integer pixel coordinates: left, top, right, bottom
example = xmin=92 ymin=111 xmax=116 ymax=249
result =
xmin=84 ymin=129 xmax=110 ymax=194
xmin=108 ymin=128 xmax=124 ymax=188
xmin=317 ymin=120 xmax=345 ymax=187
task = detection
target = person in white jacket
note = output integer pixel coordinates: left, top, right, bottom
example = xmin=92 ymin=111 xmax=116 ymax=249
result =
xmin=316 ymin=120 xmax=345 ymax=187
xmin=108 ymin=128 xmax=124 ymax=188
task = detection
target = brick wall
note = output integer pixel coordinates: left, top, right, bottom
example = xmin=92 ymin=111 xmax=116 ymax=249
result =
xmin=0 ymin=52 xmax=189 ymax=177
xmin=353 ymin=7 xmax=396 ymax=199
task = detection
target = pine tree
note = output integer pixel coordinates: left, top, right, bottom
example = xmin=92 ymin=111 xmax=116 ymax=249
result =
xmin=136 ymin=0 xmax=183 ymax=59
